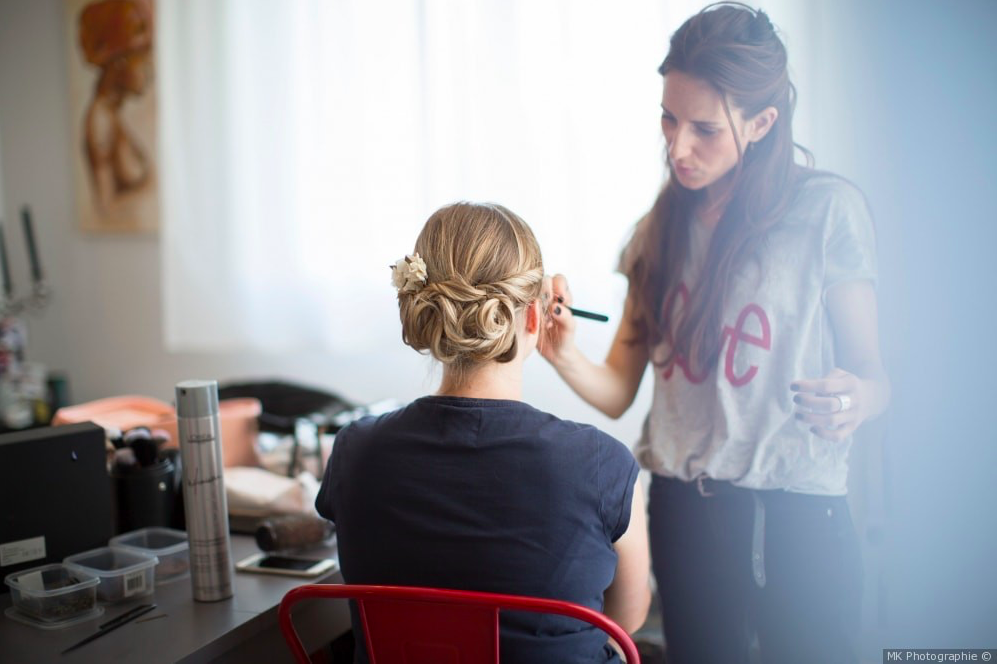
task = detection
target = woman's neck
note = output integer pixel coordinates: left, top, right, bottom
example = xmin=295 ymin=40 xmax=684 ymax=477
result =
xmin=696 ymin=203 xmax=723 ymax=230
xmin=436 ymin=361 xmax=524 ymax=401
xmin=699 ymin=170 xmax=737 ymax=228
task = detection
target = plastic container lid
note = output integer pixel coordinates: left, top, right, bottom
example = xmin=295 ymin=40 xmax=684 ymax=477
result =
xmin=109 ymin=527 xmax=188 ymax=556
xmin=4 ymin=563 xmax=99 ymax=596
xmin=64 ymin=547 xmax=158 ymax=575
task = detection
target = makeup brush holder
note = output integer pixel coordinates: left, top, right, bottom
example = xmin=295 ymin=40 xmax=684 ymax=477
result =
xmin=111 ymin=459 xmax=179 ymax=534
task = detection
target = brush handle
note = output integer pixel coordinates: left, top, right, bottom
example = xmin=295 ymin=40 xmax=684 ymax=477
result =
xmin=567 ymin=306 xmax=609 ymax=322
xmin=61 ymin=604 xmax=157 ymax=654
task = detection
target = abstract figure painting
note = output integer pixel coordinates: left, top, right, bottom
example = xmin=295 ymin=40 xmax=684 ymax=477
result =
xmin=66 ymin=0 xmax=158 ymax=233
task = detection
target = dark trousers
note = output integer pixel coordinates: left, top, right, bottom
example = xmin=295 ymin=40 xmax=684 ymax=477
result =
xmin=648 ymin=474 xmax=863 ymax=664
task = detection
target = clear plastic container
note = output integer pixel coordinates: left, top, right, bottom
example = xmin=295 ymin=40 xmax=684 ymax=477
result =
xmin=63 ymin=547 xmax=158 ymax=603
xmin=109 ymin=527 xmax=189 ymax=584
xmin=4 ymin=563 xmax=101 ymax=624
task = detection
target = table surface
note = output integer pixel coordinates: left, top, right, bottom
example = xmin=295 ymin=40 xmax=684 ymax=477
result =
xmin=0 ymin=535 xmax=350 ymax=664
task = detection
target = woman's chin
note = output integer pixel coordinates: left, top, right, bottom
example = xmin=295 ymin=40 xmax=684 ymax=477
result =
xmin=671 ymin=172 xmax=705 ymax=191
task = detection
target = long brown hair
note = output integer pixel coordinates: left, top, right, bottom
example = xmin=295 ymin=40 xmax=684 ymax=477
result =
xmin=626 ymin=2 xmax=813 ymax=372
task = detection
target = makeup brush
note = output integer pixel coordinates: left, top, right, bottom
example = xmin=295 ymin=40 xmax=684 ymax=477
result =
xmin=566 ymin=306 xmax=609 ymax=322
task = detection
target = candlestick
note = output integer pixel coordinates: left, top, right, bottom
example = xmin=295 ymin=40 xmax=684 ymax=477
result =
xmin=0 ymin=221 xmax=12 ymax=299
xmin=20 ymin=207 xmax=43 ymax=284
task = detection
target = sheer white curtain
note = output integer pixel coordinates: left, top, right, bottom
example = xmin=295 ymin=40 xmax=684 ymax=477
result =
xmin=159 ymin=0 xmax=812 ymax=354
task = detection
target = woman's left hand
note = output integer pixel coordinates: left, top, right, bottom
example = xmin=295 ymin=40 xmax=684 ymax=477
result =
xmin=791 ymin=367 xmax=873 ymax=442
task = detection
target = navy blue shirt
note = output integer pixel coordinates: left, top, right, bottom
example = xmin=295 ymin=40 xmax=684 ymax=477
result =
xmin=316 ymin=395 xmax=639 ymax=663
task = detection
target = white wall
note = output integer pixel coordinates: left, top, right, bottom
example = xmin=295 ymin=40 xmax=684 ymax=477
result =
xmin=0 ymin=0 xmax=652 ymax=446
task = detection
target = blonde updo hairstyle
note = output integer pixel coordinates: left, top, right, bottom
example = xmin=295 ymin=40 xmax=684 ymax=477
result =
xmin=398 ymin=202 xmax=544 ymax=384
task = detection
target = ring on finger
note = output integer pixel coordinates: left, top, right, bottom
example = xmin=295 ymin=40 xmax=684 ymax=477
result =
xmin=834 ymin=394 xmax=852 ymax=412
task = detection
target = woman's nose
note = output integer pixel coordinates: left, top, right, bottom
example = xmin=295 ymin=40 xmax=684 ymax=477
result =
xmin=667 ymin=126 xmax=692 ymax=161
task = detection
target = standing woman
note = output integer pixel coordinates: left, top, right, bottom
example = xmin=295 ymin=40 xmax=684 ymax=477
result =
xmin=542 ymin=3 xmax=889 ymax=663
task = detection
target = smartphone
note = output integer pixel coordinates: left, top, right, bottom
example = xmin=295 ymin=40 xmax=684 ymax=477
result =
xmin=235 ymin=552 xmax=338 ymax=578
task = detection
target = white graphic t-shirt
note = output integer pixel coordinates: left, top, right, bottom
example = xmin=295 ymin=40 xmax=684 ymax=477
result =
xmin=628 ymin=174 xmax=877 ymax=495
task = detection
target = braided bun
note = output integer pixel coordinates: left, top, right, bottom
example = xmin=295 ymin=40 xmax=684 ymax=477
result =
xmin=398 ymin=203 xmax=544 ymax=383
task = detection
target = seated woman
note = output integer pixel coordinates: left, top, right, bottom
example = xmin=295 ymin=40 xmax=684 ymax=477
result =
xmin=316 ymin=202 xmax=650 ymax=663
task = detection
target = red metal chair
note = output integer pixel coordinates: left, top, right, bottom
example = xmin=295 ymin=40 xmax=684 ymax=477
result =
xmin=278 ymin=583 xmax=640 ymax=663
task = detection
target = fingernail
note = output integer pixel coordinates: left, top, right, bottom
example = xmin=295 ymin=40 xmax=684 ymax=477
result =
xmin=554 ymin=306 xmax=561 ymax=315
xmin=790 ymin=384 xmax=800 ymax=391
xmin=792 ymin=395 xmax=801 ymax=404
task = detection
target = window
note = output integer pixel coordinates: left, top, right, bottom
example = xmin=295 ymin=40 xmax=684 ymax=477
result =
xmin=159 ymin=1 xmax=816 ymax=353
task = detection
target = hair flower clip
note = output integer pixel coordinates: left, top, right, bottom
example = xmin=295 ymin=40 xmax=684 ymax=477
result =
xmin=391 ymin=253 xmax=428 ymax=293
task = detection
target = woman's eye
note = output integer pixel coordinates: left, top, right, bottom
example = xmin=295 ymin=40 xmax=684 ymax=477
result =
xmin=695 ymin=126 xmax=717 ymax=136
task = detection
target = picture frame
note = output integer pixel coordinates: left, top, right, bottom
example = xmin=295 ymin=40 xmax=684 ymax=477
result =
xmin=65 ymin=0 xmax=158 ymax=233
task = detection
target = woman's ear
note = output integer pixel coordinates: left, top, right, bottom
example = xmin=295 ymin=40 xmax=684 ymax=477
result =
xmin=524 ymin=299 xmax=542 ymax=335
xmin=746 ymin=106 xmax=779 ymax=145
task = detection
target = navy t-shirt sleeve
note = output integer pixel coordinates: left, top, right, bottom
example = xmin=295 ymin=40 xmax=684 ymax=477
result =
xmin=316 ymin=421 xmax=355 ymax=522
xmin=598 ymin=433 xmax=640 ymax=543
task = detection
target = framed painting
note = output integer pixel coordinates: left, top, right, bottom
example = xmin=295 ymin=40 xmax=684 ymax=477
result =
xmin=65 ymin=0 xmax=158 ymax=233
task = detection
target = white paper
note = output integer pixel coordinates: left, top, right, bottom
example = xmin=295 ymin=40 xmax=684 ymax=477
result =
xmin=1 ymin=536 xmax=46 ymax=568
xmin=15 ymin=571 xmax=44 ymax=592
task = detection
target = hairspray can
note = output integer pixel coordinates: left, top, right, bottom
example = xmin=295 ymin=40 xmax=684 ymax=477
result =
xmin=176 ymin=379 xmax=233 ymax=602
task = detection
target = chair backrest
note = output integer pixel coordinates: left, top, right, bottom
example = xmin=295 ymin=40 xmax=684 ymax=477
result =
xmin=278 ymin=583 xmax=640 ymax=663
